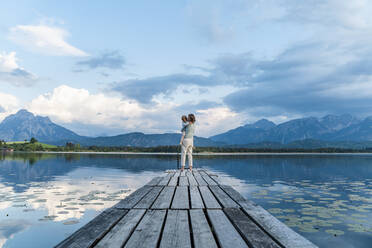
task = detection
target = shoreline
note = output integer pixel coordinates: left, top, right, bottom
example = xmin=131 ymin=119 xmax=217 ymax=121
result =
xmin=14 ymin=151 xmax=372 ymax=156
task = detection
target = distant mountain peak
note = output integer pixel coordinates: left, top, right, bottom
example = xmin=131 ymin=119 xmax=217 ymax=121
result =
xmin=4 ymin=109 xmax=54 ymax=125
xmin=254 ymin=118 xmax=274 ymax=125
xmin=2 ymin=109 xmax=34 ymax=124
xmin=16 ymin=109 xmax=34 ymax=116
xmin=12 ymin=109 xmax=34 ymax=119
xmin=0 ymin=109 xmax=80 ymax=142
xmin=320 ymin=113 xmax=359 ymax=131
xmin=244 ymin=119 xmax=276 ymax=130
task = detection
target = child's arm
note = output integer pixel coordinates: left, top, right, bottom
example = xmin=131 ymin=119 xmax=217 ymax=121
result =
xmin=181 ymin=122 xmax=189 ymax=132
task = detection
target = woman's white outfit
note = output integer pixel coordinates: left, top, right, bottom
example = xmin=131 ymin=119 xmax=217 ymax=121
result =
xmin=181 ymin=138 xmax=193 ymax=168
xmin=181 ymin=123 xmax=195 ymax=168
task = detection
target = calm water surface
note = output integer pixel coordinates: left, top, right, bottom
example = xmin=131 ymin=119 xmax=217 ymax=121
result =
xmin=0 ymin=153 xmax=371 ymax=248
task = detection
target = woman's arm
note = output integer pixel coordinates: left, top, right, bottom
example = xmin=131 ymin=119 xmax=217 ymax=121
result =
xmin=180 ymin=131 xmax=185 ymax=145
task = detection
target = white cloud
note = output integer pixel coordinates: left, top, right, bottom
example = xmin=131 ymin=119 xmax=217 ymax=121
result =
xmin=27 ymin=85 xmax=186 ymax=135
xmin=0 ymin=91 xmax=20 ymax=121
xmin=196 ymin=107 xmax=243 ymax=137
xmin=9 ymin=24 xmax=88 ymax=57
xmin=0 ymin=51 xmax=37 ymax=87
xmin=28 ymin=85 xmax=144 ymax=129
xmin=26 ymin=85 xmax=242 ymax=136
xmin=0 ymin=52 xmax=18 ymax=72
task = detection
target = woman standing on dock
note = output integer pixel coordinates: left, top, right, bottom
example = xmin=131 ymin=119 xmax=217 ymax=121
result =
xmin=180 ymin=113 xmax=196 ymax=171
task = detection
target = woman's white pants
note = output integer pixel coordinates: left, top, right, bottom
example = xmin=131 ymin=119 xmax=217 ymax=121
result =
xmin=181 ymin=138 xmax=193 ymax=168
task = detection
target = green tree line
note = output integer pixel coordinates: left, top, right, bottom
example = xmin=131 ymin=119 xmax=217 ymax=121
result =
xmin=3 ymin=140 xmax=372 ymax=153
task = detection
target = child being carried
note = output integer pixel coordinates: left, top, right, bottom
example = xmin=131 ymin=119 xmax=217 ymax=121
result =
xmin=180 ymin=115 xmax=189 ymax=146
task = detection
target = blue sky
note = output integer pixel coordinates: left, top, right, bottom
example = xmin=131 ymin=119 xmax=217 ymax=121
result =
xmin=1 ymin=0 xmax=372 ymax=137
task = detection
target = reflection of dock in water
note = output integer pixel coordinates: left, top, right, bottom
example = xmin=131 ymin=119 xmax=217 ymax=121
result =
xmin=55 ymin=169 xmax=317 ymax=248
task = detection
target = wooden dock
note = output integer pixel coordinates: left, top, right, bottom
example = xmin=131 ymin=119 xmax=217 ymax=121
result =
xmin=55 ymin=169 xmax=318 ymax=248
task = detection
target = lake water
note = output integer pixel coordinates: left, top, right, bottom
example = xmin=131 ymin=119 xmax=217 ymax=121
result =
xmin=0 ymin=153 xmax=371 ymax=248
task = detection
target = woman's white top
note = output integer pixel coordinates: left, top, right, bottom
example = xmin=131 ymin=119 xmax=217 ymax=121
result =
xmin=184 ymin=123 xmax=195 ymax=139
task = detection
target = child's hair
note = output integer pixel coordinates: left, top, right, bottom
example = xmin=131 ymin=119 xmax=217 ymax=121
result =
xmin=181 ymin=115 xmax=188 ymax=122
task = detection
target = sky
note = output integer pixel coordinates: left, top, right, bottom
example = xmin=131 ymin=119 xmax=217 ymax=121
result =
xmin=1 ymin=0 xmax=372 ymax=137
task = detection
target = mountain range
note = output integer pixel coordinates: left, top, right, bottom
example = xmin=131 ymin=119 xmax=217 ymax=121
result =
xmin=2 ymin=109 xmax=372 ymax=149
xmin=0 ymin=110 xmax=220 ymax=147
xmin=210 ymin=114 xmax=367 ymax=144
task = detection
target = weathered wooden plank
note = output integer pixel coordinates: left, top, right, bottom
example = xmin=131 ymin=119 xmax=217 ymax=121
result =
xmin=158 ymin=173 xmax=174 ymax=186
xmin=55 ymin=208 xmax=128 ymax=248
xmin=199 ymin=186 xmax=221 ymax=209
xmin=193 ymin=171 xmax=208 ymax=186
xmin=199 ymin=171 xmax=218 ymax=186
xmin=159 ymin=210 xmax=191 ymax=248
xmin=209 ymin=185 xmax=240 ymax=208
xmin=180 ymin=170 xmax=186 ymax=176
xmin=179 ymin=176 xmax=189 ymax=186
xmin=186 ymin=171 xmax=198 ymax=186
xmin=95 ymin=209 xmax=146 ymax=248
xmin=171 ymin=186 xmax=189 ymax=209
xmin=124 ymin=210 xmax=167 ymax=248
xmin=190 ymin=209 xmax=218 ymax=248
xmin=219 ymin=185 xmax=246 ymax=202
xmin=168 ymin=173 xmax=179 ymax=186
xmin=221 ymin=185 xmax=318 ymax=248
xmin=199 ymin=170 xmax=221 ymax=184
xmin=207 ymin=210 xmax=248 ymax=248
xmin=240 ymin=200 xmax=317 ymax=248
xmin=224 ymin=208 xmax=280 ymax=248
xmin=190 ymin=186 xmax=204 ymax=209
xmin=199 ymin=170 xmax=217 ymax=177
xmin=146 ymin=176 xmax=163 ymax=186
xmin=134 ymin=186 xmax=163 ymax=209
xmin=210 ymin=176 xmax=221 ymax=185
xmin=114 ymin=186 xmax=153 ymax=209
xmin=151 ymin=186 xmax=176 ymax=209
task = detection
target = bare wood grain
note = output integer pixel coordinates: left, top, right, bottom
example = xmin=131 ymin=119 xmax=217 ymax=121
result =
xmin=171 ymin=186 xmax=189 ymax=209
xmin=95 ymin=209 xmax=146 ymax=248
xmin=151 ymin=186 xmax=176 ymax=209
xmin=55 ymin=208 xmax=128 ymax=248
xmin=207 ymin=209 xmax=248 ymax=248
xmin=124 ymin=210 xmax=167 ymax=248
xmin=190 ymin=209 xmax=218 ymax=248
xmin=159 ymin=210 xmax=191 ymax=248
xmin=134 ymin=186 xmax=163 ymax=209
xmin=199 ymin=186 xmax=221 ymax=209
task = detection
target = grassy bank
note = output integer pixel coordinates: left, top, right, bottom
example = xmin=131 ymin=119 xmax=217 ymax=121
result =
xmin=1 ymin=141 xmax=57 ymax=151
xmin=3 ymin=140 xmax=372 ymax=153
